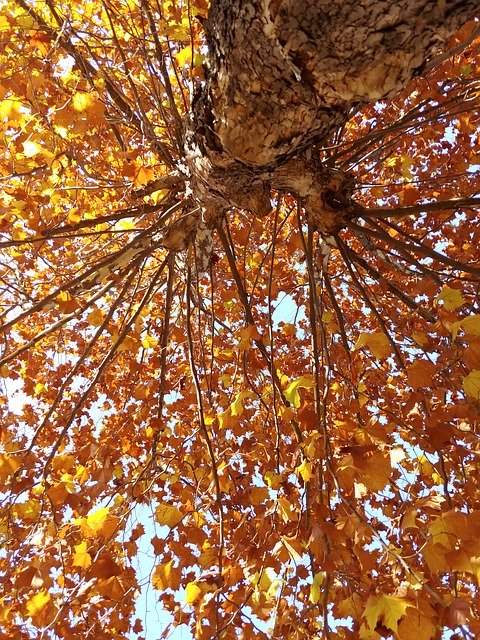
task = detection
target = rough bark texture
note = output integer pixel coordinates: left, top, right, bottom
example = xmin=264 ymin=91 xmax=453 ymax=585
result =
xmin=184 ymin=0 xmax=478 ymax=237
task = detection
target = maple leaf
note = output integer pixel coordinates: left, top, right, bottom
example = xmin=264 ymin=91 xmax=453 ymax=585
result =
xmin=397 ymin=608 xmax=436 ymax=640
xmin=435 ymin=286 xmax=465 ymax=311
xmin=406 ymin=359 xmax=436 ymax=390
xmin=354 ymin=332 xmax=392 ymax=360
xmin=26 ymin=590 xmax=51 ymax=618
xmin=152 ymin=559 xmax=181 ymax=591
xmin=295 ymin=459 xmax=312 ymax=483
xmin=284 ymin=374 xmax=314 ymax=408
xmin=309 ymin=572 xmax=326 ymax=604
xmin=185 ymin=582 xmax=202 ymax=605
xmin=156 ymin=504 xmax=184 ymax=528
xmin=463 ymin=370 xmax=480 ymax=400
xmin=363 ymin=595 xmax=410 ymax=635
xmin=235 ymin=324 xmax=261 ymax=351
xmin=72 ymin=540 xmax=92 ymax=569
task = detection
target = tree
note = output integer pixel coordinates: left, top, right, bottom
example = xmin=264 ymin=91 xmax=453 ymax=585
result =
xmin=1 ymin=0 xmax=480 ymax=638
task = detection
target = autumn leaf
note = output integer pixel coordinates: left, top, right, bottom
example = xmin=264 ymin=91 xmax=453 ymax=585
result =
xmin=85 ymin=507 xmax=119 ymax=539
xmin=72 ymin=540 xmax=92 ymax=569
xmin=175 ymin=46 xmax=192 ymax=67
xmin=87 ymin=306 xmax=105 ymax=326
xmin=397 ymin=608 xmax=436 ymax=640
xmin=152 ymin=559 xmax=181 ymax=591
xmin=185 ymin=582 xmax=202 ymax=605
xmin=0 ymin=453 xmax=20 ymax=482
xmin=295 ymin=459 xmax=312 ymax=482
xmin=354 ymin=332 xmax=392 ymax=359
xmin=156 ymin=504 xmax=184 ymax=528
xmin=406 ymin=359 xmax=436 ymax=389
xmin=72 ymin=91 xmax=104 ymax=115
xmin=363 ymin=595 xmax=409 ymax=634
xmin=264 ymin=470 xmax=284 ymax=490
xmin=26 ymin=590 xmax=52 ymax=624
xmin=435 ymin=286 xmax=465 ymax=311
xmin=236 ymin=324 xmax=262 ymax=351
xmin=230 ymin=389 xmax=255 ymax=416
xmin=309 ymin=572 xmax=326 ymax=604
xmin=460 ymin=314 xmax=480 ymax=335
xmin=284 ymin=374 xmax=314 ymax=408
xmin=463 ymin=370 xmax=480 ymax=400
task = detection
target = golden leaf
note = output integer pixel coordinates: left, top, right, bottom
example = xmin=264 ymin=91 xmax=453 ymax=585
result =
xmin=155 ymin=503 xmax=184 ymax=528
xmin=185 ymin=582 xmax=202 ymax=605
xmin=463 ymin=370 xmax=480 ymax=400
xmin=295 ymin=459 xmax=312 ymax=483
xmin=284 ymin=374 xmax=314 ymax=408
xmin=236 ymin=324 xmax=262 ymax=351
xmin=354 ymin=332 xmax=392 ymax=360
xmin=435 ymin=286 xmax=465 ymax=311
xmin=72 ymin=540 xmax=92 ymax=569
xmin=363 ymin=595 xmax=409 ymax=634
xmin=152 ymin=559 xmax=181 ymax=591
xmin=26 ymin=590 xmax=51 ymax=619
xmin=309 ymin=572 xmax=326 ymax=604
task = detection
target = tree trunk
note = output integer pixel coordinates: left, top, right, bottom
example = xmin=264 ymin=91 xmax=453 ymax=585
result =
xmin=185 ymin=0 xmax=478 ymax=235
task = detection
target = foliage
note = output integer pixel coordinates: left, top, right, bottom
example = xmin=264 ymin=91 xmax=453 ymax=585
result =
xmin=1 ymin=1 xmax=480 ymax=639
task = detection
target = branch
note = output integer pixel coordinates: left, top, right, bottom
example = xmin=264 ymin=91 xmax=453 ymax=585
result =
xmin=358 ymin=196 xmax=480 ymax=219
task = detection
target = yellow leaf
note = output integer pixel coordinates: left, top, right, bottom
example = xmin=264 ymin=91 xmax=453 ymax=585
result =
xmin=26 ymin=590 xmax=51 ymax=618
xmin=461 ymin=314 xmax=480 ymax=336
xmin=72 ymin=540 xmax=92 ymax=569
xmin=250 ymin=567 xmax=276 ymax=593
xmin=85 ymin=506 xmax=119 ymax=539
xmin=363 ymin=595 xmax=409 ymax=634
xmin=264 ymin=471 xmax=283 ymax=490
xmin=156 ymin=503 xmax=184 ymax=528
xmin=295 ymin=459 xmax=312 ymax=483
xmin=175 ymin=45 xmax=192 ymax=67
xmin=354 ymin=332 xmax=392 ymax=360
xmin=217 ymin=407 xmax=234 ymax=430
xmin=463 ymin=370 xmax=480 ymax=400
xmin=133 ymin=164 xmax=155 ymax=188
xmin=67 ymin=208 xmax=82 ymax=225
xmin=435 ymin=286 xmax=465 ymax=311
xmin=14 ymin=499 xmax=41 ymax=521
xmin=277 ymin=496 xmax=298 ymax=522
xmin=86 ymin=507 xmax=110 ymax=530
xmin=309 ymin=572 xmax=326 ymax=604
xmin=231 ymin=390 xmax=254 ymax=417
xmin=219 ymin=374 xmax=231 ymax=387
xmin=185 ymin=581 xmax=202 ymax=605
xmin=281 ymin=323 xmax=296 ymax=336
xmin=72 ymin=91 xmax=101 ymax=112
xmin=428 ymin=512 xmax=467 ymax=549
xmin=0 ymin=453 xmax=21 ymax=482
xmin=152 ymin=559 xmax=179 ymax=591
xmin=284 ymin=374 xmax=314 ymax=408
xmin=141 ymin=334 xmax=158 ymax=349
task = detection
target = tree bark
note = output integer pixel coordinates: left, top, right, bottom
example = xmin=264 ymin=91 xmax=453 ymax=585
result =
xmin=184 ymin=0 xmax=478 ymax=235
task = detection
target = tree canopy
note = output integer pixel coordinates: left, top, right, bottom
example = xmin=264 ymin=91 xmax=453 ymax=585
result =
xmin=1 ymin=1 xmax=480 ymax=639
